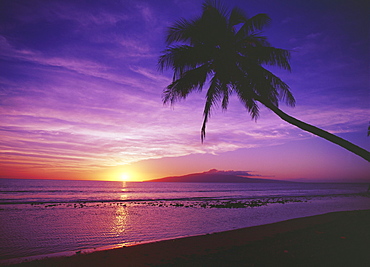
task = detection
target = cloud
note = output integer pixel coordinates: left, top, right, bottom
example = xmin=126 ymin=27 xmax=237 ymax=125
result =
xmin=136 ymin=2 xmax=155 ymax=23
xmin=129 ymin=66 xmax=170 ymax=84
xmin=1 ymin=37 xmax=367 ymax=176
xmin=2 ymin=0 xmax=129 ymax=28
xmin=1 ymin=0 xmax=368 ymax=179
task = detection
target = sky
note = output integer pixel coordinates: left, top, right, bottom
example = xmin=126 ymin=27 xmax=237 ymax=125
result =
xmin=0 ymin=0 xmax=369 ymax=182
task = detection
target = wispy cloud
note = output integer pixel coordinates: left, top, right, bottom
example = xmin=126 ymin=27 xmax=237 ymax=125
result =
xmin=1 ymin=0 xmax=368 ymax=180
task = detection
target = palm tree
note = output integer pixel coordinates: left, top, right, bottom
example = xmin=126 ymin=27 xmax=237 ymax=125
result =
xmin=158 ymin=0 xmax=370 ymax=162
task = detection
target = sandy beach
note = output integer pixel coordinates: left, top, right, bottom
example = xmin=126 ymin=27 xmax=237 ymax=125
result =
xmin=7 ymin=209 xmax=370 ymax=267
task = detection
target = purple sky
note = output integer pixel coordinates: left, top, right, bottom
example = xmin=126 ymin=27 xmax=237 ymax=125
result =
xmin=1 ymin=0 xmax=369 ymax=182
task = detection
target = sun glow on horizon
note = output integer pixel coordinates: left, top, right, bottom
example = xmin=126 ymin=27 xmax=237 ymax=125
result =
xmin=119 ymin=173 xmax=131 ymax=182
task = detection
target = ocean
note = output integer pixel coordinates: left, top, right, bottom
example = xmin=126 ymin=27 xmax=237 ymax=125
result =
xmin=1 ymin=178 xmax=369 ymax=264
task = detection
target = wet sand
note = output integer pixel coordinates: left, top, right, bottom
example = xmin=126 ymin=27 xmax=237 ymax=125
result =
xmin=9 ymin=209 xmax=370 ymax=267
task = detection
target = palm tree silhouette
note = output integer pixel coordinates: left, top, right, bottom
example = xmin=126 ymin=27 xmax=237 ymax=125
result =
xmin=158 ymin=0 xmax=370 ymax=162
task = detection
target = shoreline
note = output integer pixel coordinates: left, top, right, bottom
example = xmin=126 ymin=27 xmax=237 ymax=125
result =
xmin=6 ymin=208 xmax=370 ymax=267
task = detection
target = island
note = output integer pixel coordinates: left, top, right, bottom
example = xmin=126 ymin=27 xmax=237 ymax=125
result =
xmin=147 ymin=169 xmax=291 ymax=183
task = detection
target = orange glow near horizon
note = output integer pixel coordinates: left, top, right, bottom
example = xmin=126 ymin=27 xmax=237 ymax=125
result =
xmin=1 ymin=1 xmax=370 ymax=185
xmin=119 ymin=173 xmax=130 ymax=182
xmin=1 ymin=137 xmax=370 ymax=183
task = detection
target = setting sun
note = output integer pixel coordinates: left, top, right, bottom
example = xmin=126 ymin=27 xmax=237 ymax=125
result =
xmin=120 ymin=173 xmax=130 ymax=181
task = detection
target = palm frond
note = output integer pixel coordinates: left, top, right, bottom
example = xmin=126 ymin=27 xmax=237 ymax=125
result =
xmin=233 ymin=79 xmax=260 ymax=120
xmin=158 ymin=45 xmax=212 ymax=81
xmin=262 ymin=68 xmax=295 ymax=107
xmin=163 ymin=64 xmax=211 ymax=105
xmin=221 ymin=85 xmax=230 ymax=110
xmin=229 ymin=7 xmax=248 ymax=28
xmin=254 ymin=47 xmax=291 ymax=71
xmin=237 ymin=34 xmax=270 ymax=48
xmin=237 ymin=13 xmax=271 ymax=38
xmin=158 ymin=45 xmax=194 ymax=73
xmin=166 ymin=18 xmax=201 ymax=45
xmin=249 ymin=65 xmax=295 ymax=107
xmin=236 ymin=54 xmax=294 ymax=107
xmin=244 ymin=97 xmax=260 ymax=120
xmin=202 ymin=0 xmax=229 ymax=18
xmin=198 ymin=1 xmax=230 ymax=46
xmin=201 ymin=76 xmax=224 ymax=141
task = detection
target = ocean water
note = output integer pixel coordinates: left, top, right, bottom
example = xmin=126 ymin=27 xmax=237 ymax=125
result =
xmin=1 ymin=178 xmax=369 ymax=264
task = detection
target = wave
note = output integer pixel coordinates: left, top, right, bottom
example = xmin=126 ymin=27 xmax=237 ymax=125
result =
xmin=1 ymin=192 xmax=368 ymax=206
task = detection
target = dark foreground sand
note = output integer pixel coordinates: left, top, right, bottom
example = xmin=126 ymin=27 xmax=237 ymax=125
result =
xmin=9 ymin=209 xmax=370 ymax=267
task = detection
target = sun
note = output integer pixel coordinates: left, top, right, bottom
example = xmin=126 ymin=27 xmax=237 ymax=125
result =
xmin=120 ymin=173 xmax=130 ymax=181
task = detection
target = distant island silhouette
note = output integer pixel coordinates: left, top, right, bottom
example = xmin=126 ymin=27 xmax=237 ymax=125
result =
xmin=147 ymin=169 xmax=291 ymax=183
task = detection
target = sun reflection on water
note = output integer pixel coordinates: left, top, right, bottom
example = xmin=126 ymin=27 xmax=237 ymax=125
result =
xmin=111 ymin=205 xmax=128 ymax=237
xmin=120 ymin=182 xmax=128 ymax=200
xmin=110 ymin=182 xmax=130 ymax=236
xmin=120 ymin=194 xmax=128 ymax=200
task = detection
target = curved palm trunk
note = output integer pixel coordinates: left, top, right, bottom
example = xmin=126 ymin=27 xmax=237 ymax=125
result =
xmin=261 ymin=101 xmax=370 ymax=162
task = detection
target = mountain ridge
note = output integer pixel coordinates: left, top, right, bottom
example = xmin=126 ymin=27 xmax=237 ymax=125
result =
xmin=147 ymin=169 xmax=291 ymax=183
